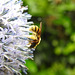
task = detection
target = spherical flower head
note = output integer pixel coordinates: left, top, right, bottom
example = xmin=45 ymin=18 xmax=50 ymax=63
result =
xmin=0 ymin=0 xmax=34 ymax=75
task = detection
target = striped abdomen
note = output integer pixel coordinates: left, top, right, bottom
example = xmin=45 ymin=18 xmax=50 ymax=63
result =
xmin=29 ymin=25 xmax=41 ymax=35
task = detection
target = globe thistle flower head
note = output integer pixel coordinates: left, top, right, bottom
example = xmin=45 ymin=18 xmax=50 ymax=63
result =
xmin=0 ymin=0 xmax=34 ymax=75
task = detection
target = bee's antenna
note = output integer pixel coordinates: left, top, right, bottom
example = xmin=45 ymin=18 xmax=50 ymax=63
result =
xmin=40 ymin=22 xmax=42 ymax=30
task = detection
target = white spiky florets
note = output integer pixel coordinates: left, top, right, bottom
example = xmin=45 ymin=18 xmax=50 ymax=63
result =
xmin=0 ymin=0 xmax=34 ymax=75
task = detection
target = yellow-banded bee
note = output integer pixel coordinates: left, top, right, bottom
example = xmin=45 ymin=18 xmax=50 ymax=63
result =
xmin=28 ymin=22 xmax=42 ymax=48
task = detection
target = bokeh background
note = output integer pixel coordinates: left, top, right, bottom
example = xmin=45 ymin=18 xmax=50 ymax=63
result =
xmin=22 ymin=0 xmax=75 ymax=75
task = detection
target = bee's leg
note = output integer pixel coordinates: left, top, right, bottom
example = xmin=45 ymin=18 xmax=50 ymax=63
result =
xmin=27 ymin=35 xmax=37 ymax=40
xmin=24 ymin=35 xmax=37 ymax=47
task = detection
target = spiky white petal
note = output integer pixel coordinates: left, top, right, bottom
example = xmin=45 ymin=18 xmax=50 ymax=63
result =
xmin=0 ymin=0 xmax=34 ymax=75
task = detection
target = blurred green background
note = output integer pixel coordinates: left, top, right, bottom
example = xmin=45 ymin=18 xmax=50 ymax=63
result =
xmin=22 ymin=0 xmax=75 ymax=75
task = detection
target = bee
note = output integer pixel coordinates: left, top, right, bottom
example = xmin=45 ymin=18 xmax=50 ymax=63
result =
xmin=28 ymin=22 xmax=42 ymax=48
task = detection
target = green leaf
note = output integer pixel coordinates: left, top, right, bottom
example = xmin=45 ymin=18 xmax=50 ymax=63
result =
xmin=25 ymin=59 xmax=38 ymax=74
